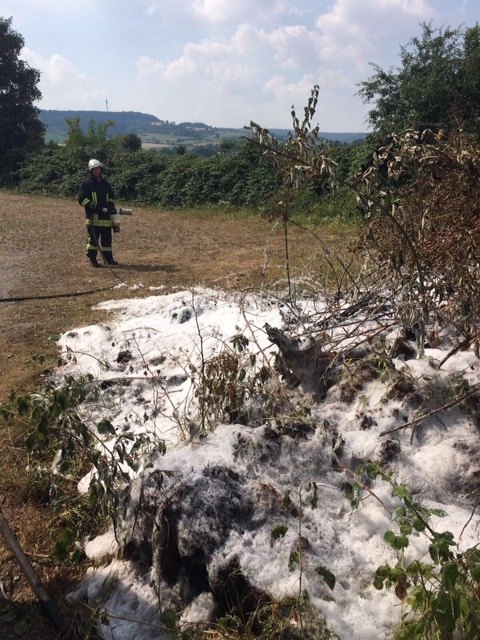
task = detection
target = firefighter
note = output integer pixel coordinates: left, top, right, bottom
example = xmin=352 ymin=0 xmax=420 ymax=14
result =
xmin=77 ymin=159 xmax=119 ymax=267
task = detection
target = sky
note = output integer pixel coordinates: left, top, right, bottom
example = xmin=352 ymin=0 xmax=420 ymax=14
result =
xmin=52 ymin=282 xmax=480 ymax=640
xmin=1 ymin=0 xmax=479 ymax=132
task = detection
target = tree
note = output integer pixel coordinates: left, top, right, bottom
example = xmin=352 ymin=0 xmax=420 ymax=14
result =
xmin=175 ymin=144 xmax=187 ymax=156
xmin=357 ymin=23 xmax=480 ymax=137
xmin=0 ymin=17 xmax=45 ymax=183
xmin=62 ymin=116 xmax=115 ymax=160
xmin=121 ymin=133 xmax=142 ymax=151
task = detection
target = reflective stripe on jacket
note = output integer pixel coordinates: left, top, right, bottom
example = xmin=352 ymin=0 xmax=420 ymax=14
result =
xmin=77 ymin=174 xmax=115 ymax=227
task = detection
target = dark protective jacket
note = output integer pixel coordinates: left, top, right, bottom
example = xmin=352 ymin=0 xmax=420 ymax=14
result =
xmin=77 ymin=174 xmax=116 ymax=227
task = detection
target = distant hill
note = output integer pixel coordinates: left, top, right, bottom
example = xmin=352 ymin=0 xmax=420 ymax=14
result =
xmin=39 ymin=110 xmax=163 ymax=139
xmin=39 ymin=110 xmax=368 ymax=147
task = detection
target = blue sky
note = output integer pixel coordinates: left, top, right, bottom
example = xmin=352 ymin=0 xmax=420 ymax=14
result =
xmin=1 ymin=0 xmax=478 ymax=131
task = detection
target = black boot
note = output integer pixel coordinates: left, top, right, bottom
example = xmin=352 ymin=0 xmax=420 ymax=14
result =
xmin=87 ymin=250 xmax=100 ymax=268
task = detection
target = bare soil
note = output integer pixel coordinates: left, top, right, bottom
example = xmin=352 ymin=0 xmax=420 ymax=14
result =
xmin=0 ymin=191 xmax=348 ymax=638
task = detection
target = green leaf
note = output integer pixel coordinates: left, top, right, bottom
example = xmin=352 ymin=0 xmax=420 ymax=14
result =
xmin=38 ymin=413 xmax=49 ymax=436
xmin=315 ymin=565 xmax=336 ymax=590
xmin=358 ymin=461 xmax=383 ymax=479
xmin=395 ymin=535 xmax=409 ymax=550
xmin=52 ymin=528 xmax=75 ymax=561
xmin=412 ymin=620 xmax=426 ymax=639
xmin=451 ymin=591 xmax=461 ymax=620
xmin=376 ymin=564 xmax=392 ymax=578
xmin=341 ymin=481 xmax=353 ymax=495
xmin=432 ymin=591 xmax=456 ymax=632
xmin=412 ymin=517 xmax=426 ymax=532
xmin=393 ymin=484 xmax=412 ymax=502
xmin=384 ymin=530 xmax=396 ymax=547
xmin=161 ymin=608 xmax=178 ymax=632
xmin=459 ymin=593 xmax=471 ymax=618
xmin=231 ymin=334 xmax=249 ymax=352
xmin=373 ymin=575 xmax=386 ymax=590
xmin=270 ymin=524 xmax=288 ymax=545
xmin=390 ymin=566 xmax=407 ymax=581
xmin=373 ymin=564 xmax=392 ymax=590
xmin=289 ymin=550 xmax=300 ymax=569
xmin=97 ymin=418 xmax=116 ymax=435
xmin=17 ymin=396 xmax=30 ymax=416
xmin=405 ymin=561 xmax=433 ymax=580
xmin=384 ymin=530 xmax=409 ymax=550
xmin=442 ymin=561 xmax=459 ymax=591
xmin=470 ymin=563 xmax=480 ymax=582
xmin=430 ymin=531 xmax=456 ymax=563
xmin=25 ymin=433 xmax=37 ymax=452
xmin=341 ymin=481 xmax=361 ymax=509
xmin=393 ymin=506 xmax=407 ymax=519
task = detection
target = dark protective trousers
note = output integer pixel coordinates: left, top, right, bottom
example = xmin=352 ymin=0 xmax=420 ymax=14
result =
xmin=86 ymin=226 xmax=114 ymax=262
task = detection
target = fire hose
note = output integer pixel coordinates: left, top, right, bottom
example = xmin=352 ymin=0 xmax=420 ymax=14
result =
xmin=0 ymin=508 xmax=72 ymax=637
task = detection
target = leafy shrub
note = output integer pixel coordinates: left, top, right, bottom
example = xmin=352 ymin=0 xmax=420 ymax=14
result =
xmin=345 ymin=463 xmax=480 ymax=640
xmin=0 ymin=376 xmax=165 ymax=542
xmin=17 ymin=134 xmax=280 ymax=209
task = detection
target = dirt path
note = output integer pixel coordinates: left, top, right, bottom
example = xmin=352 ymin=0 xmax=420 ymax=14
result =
xmin=0 ymin=190 xmax=334 ymax=638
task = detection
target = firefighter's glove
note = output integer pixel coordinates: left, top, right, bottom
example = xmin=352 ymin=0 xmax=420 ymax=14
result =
xmin=113 ymin=226 xmax=120 ymax=233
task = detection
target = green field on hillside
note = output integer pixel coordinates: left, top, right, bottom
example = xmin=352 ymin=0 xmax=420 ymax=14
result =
xmin=39 ymin=109 xmax=367 ymax=148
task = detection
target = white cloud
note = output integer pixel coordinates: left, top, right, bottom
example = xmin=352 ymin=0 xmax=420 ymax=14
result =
xmin=130 ymin=10 xmax=373 ymax=129
xmin=191 ymin=0 xmax=286 ymax=24
xmin=149 ymin=22 xmax=320 ymax=86
xmin=163 ymin=40 xmax=234 ymax=80
xmin=376 ymin=0 xmax=436 ymax=16
xmin=22 ymin=48 xmax=105 ymax=110
xmin=137 ymin=56 xmax=166 ymax=78
xmin=231 ymin=24 xmax=268 ymax=56
xmin=28 ymin=51 xmax=85 ymax=85
xmin=266 ymin=25 xmax=321 ymax=69
xmin=315 ymin=0 xmax=436 ymax=68
xmin=262 ymin=73 xmax=317 ymax=105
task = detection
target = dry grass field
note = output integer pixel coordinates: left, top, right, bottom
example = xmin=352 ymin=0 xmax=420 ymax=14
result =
xmin=0 ymin=190 xmax=352 ymax=638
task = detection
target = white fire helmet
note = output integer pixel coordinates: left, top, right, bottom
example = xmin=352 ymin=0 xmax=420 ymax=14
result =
xmin=88 ymin=159 xmax=104 ymax=171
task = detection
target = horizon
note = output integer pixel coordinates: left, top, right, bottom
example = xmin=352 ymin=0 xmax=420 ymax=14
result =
xmin=38 ymin=107 xmax=370 ymax=135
